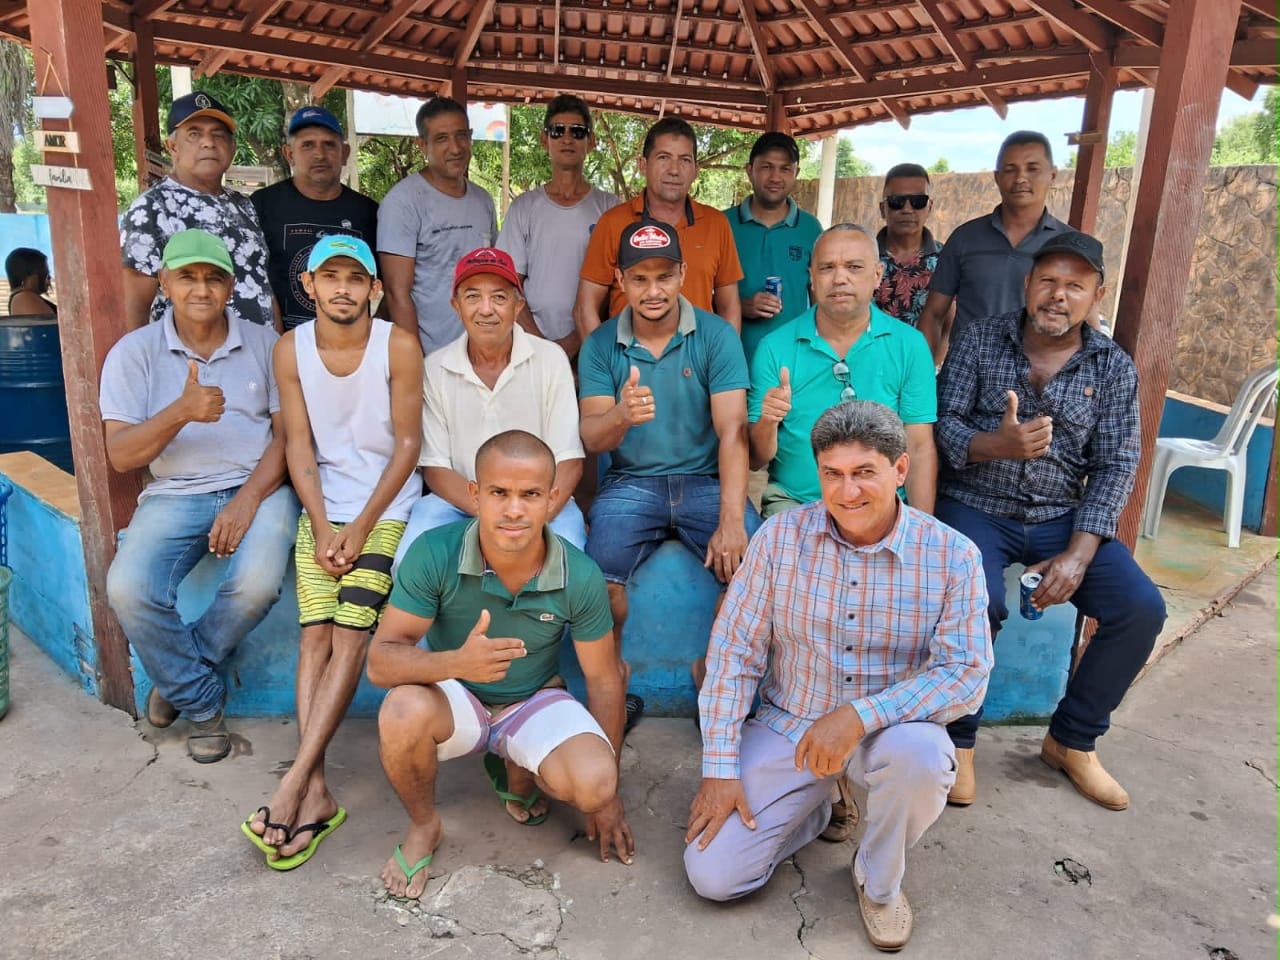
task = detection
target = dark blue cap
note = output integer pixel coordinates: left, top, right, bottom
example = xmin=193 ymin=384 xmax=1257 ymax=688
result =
xmin=288 ymin=106 xmax=344 ymax=138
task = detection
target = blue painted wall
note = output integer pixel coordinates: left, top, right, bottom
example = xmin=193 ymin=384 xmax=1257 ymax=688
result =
xmin=1158 ymin=393 xmax=1274 ymax=532
xmin=0 ymin=214 xmax=54 ymax=263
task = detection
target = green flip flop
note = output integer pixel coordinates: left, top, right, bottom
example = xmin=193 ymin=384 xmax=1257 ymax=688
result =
xmin=483 ymin=751 xmax=548 ymax=826
xmin=265 ymin=807 xmax=348 ymax=872
xmin=388 ymin=844 xmax=435 ymax=902
xmin=240 ymin=806 xmax=290 ymax=856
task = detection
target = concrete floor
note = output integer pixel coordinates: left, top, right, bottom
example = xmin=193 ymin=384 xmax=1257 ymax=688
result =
xmin=0 ymin=567 xmax=1275 ymax=960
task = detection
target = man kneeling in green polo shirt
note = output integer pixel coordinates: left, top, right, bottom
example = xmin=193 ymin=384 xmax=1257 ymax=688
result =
xmin=368 ymin=430 xmax=633 ymax=900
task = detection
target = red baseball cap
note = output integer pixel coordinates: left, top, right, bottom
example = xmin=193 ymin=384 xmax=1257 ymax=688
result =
xmin=453 ymin=247 xmax=523 ymax=293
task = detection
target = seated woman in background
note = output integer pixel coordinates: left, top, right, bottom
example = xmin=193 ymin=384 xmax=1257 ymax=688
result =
xmin=6 ymin=247 xmax=56 ymax=316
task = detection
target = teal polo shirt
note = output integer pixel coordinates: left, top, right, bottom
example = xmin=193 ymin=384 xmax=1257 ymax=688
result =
xmin=579 ymin=297 xmax=749 ymax=479
xmin=725 ymin=196 xmax=823 ymax=364
xmin=389 ymin=520 xmax=613 ymax=705
xmin=748 ymin=305 xmax=937 ymax=503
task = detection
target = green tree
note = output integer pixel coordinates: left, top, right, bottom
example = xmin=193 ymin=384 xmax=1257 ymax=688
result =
xmin=928 ymin=157 xmax=950 ymax=174
xmin=1065 ymin=129 xmax=1137 ymax=170
xmin=1211 ymin=87 xmax=1279 ymax=165
xmin=835 ymin=137 xmax=871 ymax=177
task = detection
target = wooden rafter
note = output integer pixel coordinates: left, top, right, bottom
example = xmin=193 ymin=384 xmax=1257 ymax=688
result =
xmin=665 ymin=0 xmax=686 ymax=81
xmin=466 ymin=66 xmax=766 ymax=108
xmin=791 ymin=0 xmax=870 ymax=81
xmin=131 ymin=0 xmax=180 ymax=21
xmin=1071 ymin=0 xmax=1161 ymax=45
xmin=195 ymin=48 xmax=230 ymax=78
xmin=240 ymin=0 xmax=288 ymax=33
xmin=1116 ymin=38 xmax=1278 ymax=70
xmin=453 ymin=0 xmax=496 ymax=67
xmin=737 ymin=0 xmax=777 ymax=92
xmin=979 ymin=86 xmax=1009 ymax=119
xmin=1239 ymin=0 xmax=1279 ymax=21
xmin=1023 ymin=0 xmax=1113 ymax=51
xmin=311 ymin=64 xmax=346 ymax=98
xmin=553 ymin=0 xmax=560 ymax=68
xmin=915 ymin=0 xmax=974 ymax=71
xmin=880 ymin=97 xmax=911 ymax=129
xmin=357 ymin=0 xmax=423 ymax=53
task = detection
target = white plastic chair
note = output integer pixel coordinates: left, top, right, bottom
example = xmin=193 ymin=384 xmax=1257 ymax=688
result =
xmin=1141 ymin=364 xmax=1279 ymax=548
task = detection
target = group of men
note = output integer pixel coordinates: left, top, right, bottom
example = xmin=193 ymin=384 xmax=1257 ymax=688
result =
xmin=102 ymin=89 xmax=1166 ymax=952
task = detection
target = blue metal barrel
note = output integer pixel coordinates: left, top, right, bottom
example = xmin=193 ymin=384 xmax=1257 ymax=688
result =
xmin=0 ymin=316 xmax=73 ymax=473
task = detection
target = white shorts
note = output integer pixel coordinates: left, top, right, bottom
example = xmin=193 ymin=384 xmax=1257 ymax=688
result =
xmin=434 ymin=679 xmax=612 ymax=775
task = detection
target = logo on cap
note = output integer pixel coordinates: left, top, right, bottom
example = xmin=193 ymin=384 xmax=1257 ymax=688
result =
xmin=465 ymin=248 xmax=505 ymax=266
xmin=630 ymin=225 xmax=672 ymax=250
xmin=194 ymin=93 xmax=212 ymax=109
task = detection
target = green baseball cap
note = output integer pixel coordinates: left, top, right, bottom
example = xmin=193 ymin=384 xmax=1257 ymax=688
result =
xmin=161 ymin=229 xmax=234 ymax=274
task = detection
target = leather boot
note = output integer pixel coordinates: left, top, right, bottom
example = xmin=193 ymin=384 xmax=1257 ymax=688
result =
xmin=947 ymin=747 xmax=976 ymax=806
xmin=1040 ymin=732 xmax=1129 ymax=810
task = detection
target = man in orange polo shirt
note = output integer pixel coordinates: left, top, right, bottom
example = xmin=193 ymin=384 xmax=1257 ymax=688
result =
xmin=574 ymin=117 xmax=743 ymax=338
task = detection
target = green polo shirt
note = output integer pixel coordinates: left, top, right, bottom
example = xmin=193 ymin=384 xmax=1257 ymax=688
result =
xmin=389 ymin=520 xmax=613 ymax=705
xmin=725 ymin=196 xmax=823 ymax=364
xmin=578 ymin=297 xmax=749 ymax=479
xmin=748 ymin=304 xmax=936 ymax=503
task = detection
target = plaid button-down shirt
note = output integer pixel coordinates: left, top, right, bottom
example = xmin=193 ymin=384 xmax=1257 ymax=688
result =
xmin=699 ymin=501 xmax=992 ymax=780
xmin=936 ymin=310 xmax=1140 ymax=539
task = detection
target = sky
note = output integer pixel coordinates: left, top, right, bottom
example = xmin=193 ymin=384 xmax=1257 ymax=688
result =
xmin=840 ymin=88 xmax=1267 ymax=174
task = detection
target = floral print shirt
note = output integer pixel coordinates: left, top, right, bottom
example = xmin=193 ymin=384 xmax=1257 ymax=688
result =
xmin=875 ymin=226 xmax=943 ymax=330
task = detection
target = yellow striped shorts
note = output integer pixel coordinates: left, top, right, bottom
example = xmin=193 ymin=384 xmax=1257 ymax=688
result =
xmin=295 ymin=514 xmax=406 ymax=630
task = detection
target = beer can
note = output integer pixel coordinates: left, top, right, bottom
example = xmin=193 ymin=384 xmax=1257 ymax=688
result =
xmin=1019 ymin=571 xmax=1044 ymax=620
xmin=764 ymin=276 xmax=783 ymax=299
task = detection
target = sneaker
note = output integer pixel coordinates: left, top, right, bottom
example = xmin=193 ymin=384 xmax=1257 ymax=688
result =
xmin=146 ymin=686 xmax=179 ymax=729
xmin=187 ymin=711 xmax=232 ymax=764
xmin=623 ymin=693 xmax=645 ymax=735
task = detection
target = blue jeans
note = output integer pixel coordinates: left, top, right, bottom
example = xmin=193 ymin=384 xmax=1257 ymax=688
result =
xmin=107 ymin=486 xmax=299 ymax=721
xmin=935 ymin=496 xmax=1166 ymax=751
xmin=585 ymin=474 xmax=763 ymax=583
xmin=391 ymin=494 xmax=587 ymax=573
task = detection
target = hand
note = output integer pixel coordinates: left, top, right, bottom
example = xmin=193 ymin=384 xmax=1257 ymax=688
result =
xmin=618 ymin=365 xmax=655 ymax=426
xmin=1026 ymin=551 xmax=1089 ymax=610
xmin=794 ymin=704 xmax=865 ymax=778
xmin=327 ymin=519 xmax=373 ymax=570
xmin=454 ymin=609 xmax=527 ymax=684
xmin=742 ymin=291 xmax=782 ymax=320
xmin=704 ymin=521 xmax=749 ymax=584
xmin=312 ymin=522 xmax=349 ymax=577
xmin=758 ymin=366 xmax=792 ymax=425
xmin=207 ymin=490 xmax=260 ymax=558
xmin=585 ymin=795 xmax=635 ymax=865
xmin=685 ymin=778 xmax=755 ymax=851
xmin=994 ymin=390 xmax=1052 ymax=460
xmin=178 ymin=359 xmax=225 ymax=424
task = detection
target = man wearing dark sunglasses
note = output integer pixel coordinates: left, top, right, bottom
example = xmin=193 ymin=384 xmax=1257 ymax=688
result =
xmin=497 ymin=95 xmax=617 ymax=360
xmin=874 ymin=163 xmax=949 ymax=332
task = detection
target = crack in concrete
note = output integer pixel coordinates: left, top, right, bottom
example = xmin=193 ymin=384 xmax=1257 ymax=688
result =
xmin=1243 ymin=758 xmax=1278 ymax=789
xmin=787 ymin=855 xmax=818 ymax=958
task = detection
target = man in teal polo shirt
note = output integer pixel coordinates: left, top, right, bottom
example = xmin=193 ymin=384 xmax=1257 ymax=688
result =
xmin=726 ymin=132 xmax=823 ymax=364
xmin=749 ymin=224 xmax=937 ymax=518
xmin=369 ymin=430 xmax=633 ymax=900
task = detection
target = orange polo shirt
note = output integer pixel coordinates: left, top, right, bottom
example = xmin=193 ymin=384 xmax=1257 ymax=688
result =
xmin=580 ymin=194 xmax=744 ymax=319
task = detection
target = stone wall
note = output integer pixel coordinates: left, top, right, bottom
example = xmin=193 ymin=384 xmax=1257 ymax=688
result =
xmin=793 ymin=166 xmax=1278 ymax=407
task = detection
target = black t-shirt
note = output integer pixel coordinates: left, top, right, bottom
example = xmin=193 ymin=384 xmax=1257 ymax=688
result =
xmin=250 ymin=180 xmax=380 ymax=330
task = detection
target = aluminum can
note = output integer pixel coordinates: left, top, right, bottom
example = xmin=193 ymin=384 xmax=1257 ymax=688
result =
xmin=1019 ymin=571 xmax=1044 ymax=620
xmin=764 ymin=276 xmax=783 ymax=299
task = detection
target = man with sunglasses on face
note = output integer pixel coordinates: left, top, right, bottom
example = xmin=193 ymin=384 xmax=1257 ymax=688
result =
xmin=496 ymin=95 xmax=617 ymax=360
xmin=874 ymin=163 xmax=950 ymax=332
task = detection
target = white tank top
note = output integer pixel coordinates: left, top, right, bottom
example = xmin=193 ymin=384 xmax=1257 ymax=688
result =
xmin=293 ymin=319 xmax=419 ymax=523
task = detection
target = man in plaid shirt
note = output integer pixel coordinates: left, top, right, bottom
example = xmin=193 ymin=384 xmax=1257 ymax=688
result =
xmin=685 ymin=400 xmax=992 ymax=952
xmin=934 ymin=231 xmax=1166 ymax=812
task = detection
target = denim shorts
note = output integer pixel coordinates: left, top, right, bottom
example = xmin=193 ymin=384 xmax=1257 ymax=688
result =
xmin=584 ymin=474 xmax=762 ymax=584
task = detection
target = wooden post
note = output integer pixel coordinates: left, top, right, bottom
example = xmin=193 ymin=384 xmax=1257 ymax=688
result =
xmin=1068 ymin=51 xmax=1117 ymax=234
xmin=130 ymin=15 xmax=163 ymax=193
xmin=450 ymin=64 xmax=468 ymax=110
xmin=768 ymin=92 xmax=790 ymax=135
xmin=1112 ymin=0 xmax=1243 ymax=550
xmin=28 ymin=0 xmax=142 ymax=714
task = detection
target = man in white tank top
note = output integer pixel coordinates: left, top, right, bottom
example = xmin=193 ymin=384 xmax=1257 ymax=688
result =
xmin=243 ymin=235 xmax=423 ymax=870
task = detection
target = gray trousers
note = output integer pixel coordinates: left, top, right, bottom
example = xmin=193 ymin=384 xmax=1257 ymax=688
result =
xmin=685 ymin=719 xmax=956 ymax=904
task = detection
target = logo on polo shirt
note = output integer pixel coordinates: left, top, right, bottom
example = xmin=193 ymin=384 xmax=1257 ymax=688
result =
xmin=629 ymin=225 xmax=672 ymax=249
xmin=539 ymin=613 xmax=557 ymax=622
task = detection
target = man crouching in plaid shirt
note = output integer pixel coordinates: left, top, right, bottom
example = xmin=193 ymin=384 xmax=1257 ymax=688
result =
xmin=684 ymin=400 xmax=992 ymax=953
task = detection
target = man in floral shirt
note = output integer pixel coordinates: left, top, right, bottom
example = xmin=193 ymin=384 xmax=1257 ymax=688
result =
xmin=121 ymin=92 xmax=277 ymax=332
xmin=873 ymin=163 xmax=948 ymax=331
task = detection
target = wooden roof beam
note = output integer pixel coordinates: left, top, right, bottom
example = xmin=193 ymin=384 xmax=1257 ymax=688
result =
xmin=131 ymin=0 xmax=181 ymax=21
xmin=915 ymin=0 xmax=975 ymax=71
xmin=453 ymin=0 xmax=496 ymax=67
xmin=311 ymin=65 xmax=346 ymax=98
xmin=1116 ymin=38 xmax=1279 ymax=70
xmin=1071 ymin=0 xmax=1161 ymax=45
xmin=240 ymin=0 xmax=288 ymax=33
xmin=357 ymin=0 xmax=424 ymax=53
xmin=665 ymin=0 xmax=685 ymax=81
xmin=792 ymin=0 xmax=870 ymax=81
xmin=1240 ymin=0 xmax=1279 ymax=22
xmin=737 ymin=0 xmax=777 ymax=92
xmin=880 ymin=97 xmax=911 ymax=129
xmin=979 ymin=86 xmax=1009 ymax=120
xmin=553 ymin=0 xmax=560 ymax=67
xmin=1023 ymin=0 xmax=1113 ymax=51
xmin=194 ymin=48 xmax=230 ymax=78
xmin=466 ymin=66 xmax=767 ymax=108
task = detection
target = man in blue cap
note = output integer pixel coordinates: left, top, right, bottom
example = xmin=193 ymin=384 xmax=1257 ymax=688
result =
xmin=252 ymin=105 xmax=381 ymax=331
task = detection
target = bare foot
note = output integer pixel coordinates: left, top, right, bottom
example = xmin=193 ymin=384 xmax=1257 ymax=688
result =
xmin=503 ymin=762 xmax=549 ymax=824
xmin=381 ymin=813 xmax=443 ymax=900
xmin=274 ymin=777 xmax=339 ymax=859
xmin=250 ymin=770 xmax=308 ymax=848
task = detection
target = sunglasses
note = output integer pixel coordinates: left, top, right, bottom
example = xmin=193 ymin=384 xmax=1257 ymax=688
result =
xmin=832 ymin=361 xmax=857 ymax=402
xmin=883 ymin=194 xmax=930 ymax=211
xmin=545 ymin=123 xmax=590 ymax=140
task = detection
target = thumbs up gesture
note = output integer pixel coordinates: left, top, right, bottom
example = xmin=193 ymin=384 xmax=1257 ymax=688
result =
xmin=178 ymin=358 xmax=226 ymax=424
xmin=995 ymin=389 xmax=1052 ymax=460
xmin=455 ymin=608 xmax=527 ymax=684
xmin=759 ymin=366 xmax=792 ymax=424
xmin=618 ymin=364 xmax=656 ymax=426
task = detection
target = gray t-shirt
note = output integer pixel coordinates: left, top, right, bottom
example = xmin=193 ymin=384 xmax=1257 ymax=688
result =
xmin=376 ymin=172 xmax=497 ymax=355
xmin=99 ymin=309 xmax=280 ymax=501
xmin=120 ymin=177 xmax=275 ymax=327
xmin=496 ymin=185 xmax=617 ymax=340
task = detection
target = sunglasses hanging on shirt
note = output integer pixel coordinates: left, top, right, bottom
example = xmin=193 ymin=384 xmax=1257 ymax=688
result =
xmin=883 ymin=194 xmax=930 ymax=211
xmin=545 ymin=123 xmax=590 ymax=140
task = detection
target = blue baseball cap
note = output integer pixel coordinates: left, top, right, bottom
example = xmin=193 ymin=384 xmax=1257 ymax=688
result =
xmin=288 ymin=105 xmax=344 ymax=138
xmin=306 ymin=235 xmax=377 ymax=277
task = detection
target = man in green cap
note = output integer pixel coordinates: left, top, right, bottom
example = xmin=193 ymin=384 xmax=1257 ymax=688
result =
xmin=102 ymin=229 xmax=298 ymax=763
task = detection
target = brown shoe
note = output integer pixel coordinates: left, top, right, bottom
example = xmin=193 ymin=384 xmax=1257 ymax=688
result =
xmin=851 ymin=851 xmax=913 ymax=951
xmin=820 ymin=775 xmax=860 ymax=842
xmin=947 ymin=747 xmax=976 ymax=806
xmin=187 ymin=711 xmax=232 ymax=764
xmin=1039 ymin=732 xmax=1129 ymax=810
xmin=146 ymin=686 xmax=179 ymax=729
